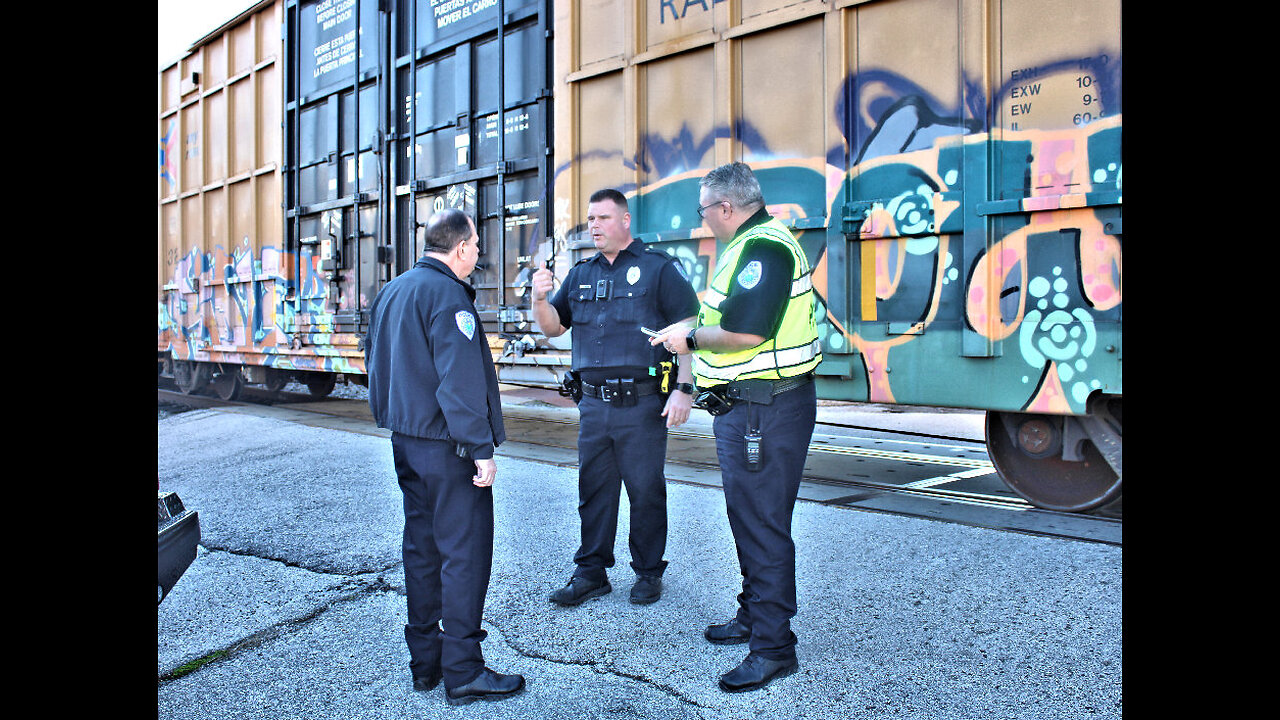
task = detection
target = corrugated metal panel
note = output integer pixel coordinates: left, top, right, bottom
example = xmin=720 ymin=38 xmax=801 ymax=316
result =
xmin=384 ymin=0 xmax=554 ymax=340
xmin=282 ymin=0 xmax=386 ymax=357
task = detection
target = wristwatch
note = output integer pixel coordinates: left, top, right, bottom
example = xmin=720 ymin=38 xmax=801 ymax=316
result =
xmin=685 ymin=327 xmax=699 ymax=352
xmin=674 ymin=382 xmax=696 ymax=395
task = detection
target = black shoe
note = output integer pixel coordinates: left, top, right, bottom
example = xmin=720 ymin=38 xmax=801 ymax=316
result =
xmin=717 ymin=653 xmax=799 ymax=693
xmin=548 ymin=576 xmax=611 ymax=606
xmin=444 ymin=668 xmax=526 ymax=706
xmin=412 ymin=669 xmax=443 ymax=692
xmin=704 ymin=617 xmax=751 ymax=645
xmin=629 ymin=576 xmax=662 ymax=605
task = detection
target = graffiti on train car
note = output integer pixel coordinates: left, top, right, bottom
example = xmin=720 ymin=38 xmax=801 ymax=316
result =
xmin=656 ymin=0 xmax=726 ymax=24
xmin=159 ymin=120 xmax=177 ymax=192
xmin=825 ymin=55 xmax=1121 ymax=415
xmin=159 ymin=47 xmax=1121 ymax=414
xmin=159 ymin=247 xmax=212 ymax=359
xmin=157 ymin=237 xmax=366 ymax=375
xmin=824 ymin=121 xmax=1121 ymax=415
xmin=553 ymin=55 xmax=1121 ymax=415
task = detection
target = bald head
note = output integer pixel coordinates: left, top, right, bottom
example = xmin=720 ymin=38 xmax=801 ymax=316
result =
xmin=422 ymin=208 xmax=480 ymax=279
xmin=423 ymin=208 xmax=474 ymax=253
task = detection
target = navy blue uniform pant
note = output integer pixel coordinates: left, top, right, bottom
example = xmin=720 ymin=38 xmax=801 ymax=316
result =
xmin=712 ymin=382 xmax=816 ymax=660
xmin=572 ymin=392 xmax=670 ymax=581
xmin=391 ymin=433 xmax=493 ymax=688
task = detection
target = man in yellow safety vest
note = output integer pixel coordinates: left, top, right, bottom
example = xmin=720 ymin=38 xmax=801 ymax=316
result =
xmin=650 ymin=161 xmax=821 ymax=693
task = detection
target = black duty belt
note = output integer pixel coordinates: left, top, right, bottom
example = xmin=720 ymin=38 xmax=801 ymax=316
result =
xmin=724 ymin=373 xmax=813 ymax=403
xmin=695 ymin=373 xmax=813 ymax=416
xmin=580 ymin=378 xmax=662 ymax=403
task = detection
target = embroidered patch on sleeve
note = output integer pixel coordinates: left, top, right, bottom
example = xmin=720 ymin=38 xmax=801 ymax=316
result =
xmin=672 ymin=258 xmax=689 ymax=282
xmin=736 ymin=260 xmax=763 ymax=290
xmin=455 ymin=310 xmax=476 ymax=340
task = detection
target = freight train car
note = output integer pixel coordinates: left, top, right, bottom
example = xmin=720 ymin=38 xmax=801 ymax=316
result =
xmin=159 ymin=0 xmax=1121 ymax=512
xmin=158 ymin=0 xmax=555 ymax=399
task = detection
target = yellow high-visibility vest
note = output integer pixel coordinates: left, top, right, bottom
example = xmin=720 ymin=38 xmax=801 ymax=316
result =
xmin=693 ymin=217 xmax=822 ymax=387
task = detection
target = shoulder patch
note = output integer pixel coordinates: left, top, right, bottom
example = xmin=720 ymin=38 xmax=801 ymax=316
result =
xmin=455 ymin=310 xmax=476 ymax=340
xmin=672 ymin=258 xmax=689 ymax=282
xmin=736 ymin=260 xmax=763 ymax=290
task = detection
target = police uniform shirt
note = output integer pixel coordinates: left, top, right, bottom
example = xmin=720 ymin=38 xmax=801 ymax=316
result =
xmin=715 ymin=207 xmax=796 ymax=340
xmin=548 ymin=238 xmax=700 ymax=382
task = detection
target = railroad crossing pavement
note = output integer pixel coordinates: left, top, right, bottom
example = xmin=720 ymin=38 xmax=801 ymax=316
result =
xmin=157 ymin=406 xmax=1121 ymax=719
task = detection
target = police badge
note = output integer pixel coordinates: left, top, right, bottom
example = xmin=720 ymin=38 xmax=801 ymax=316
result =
xmin=626 ymin=265 xmax=641 ymax=285
xmin=455 ymin=310 xmax=476 ymax=340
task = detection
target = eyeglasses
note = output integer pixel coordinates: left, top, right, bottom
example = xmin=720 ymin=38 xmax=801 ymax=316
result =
xmin=697 ymin=200 xmax=728 ymax=219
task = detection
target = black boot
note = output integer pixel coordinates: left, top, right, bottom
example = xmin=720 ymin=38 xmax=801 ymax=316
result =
xmin=704 ymin=617 xmax=751 ymax=645
xmin=717 ymin=653 xmax=799 ymax=693
xmin=548 ymin=575 xmax=611 ymax=606
xmin=411 ymin=669 xmax=442 ymax=692
xmin=444 ymin=668 xmax=526 ymax=706
xmin=629 ymin=575 xmax=662 ymax=605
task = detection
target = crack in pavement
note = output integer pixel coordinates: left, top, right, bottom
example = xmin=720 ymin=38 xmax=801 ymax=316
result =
xmin=158 ymin=550 xmax=395 ymax=685
xmin=484 ymin=619 xmax=713 ymax=710
xmin=162 ymin=551 xmax=710 ymax=712
xmin=196 ymin=541 xmax=402 ymax=576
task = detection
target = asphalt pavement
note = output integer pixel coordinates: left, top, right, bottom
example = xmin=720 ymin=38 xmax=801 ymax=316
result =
xmin=157 ymin=403 xmax=1121 ymax=719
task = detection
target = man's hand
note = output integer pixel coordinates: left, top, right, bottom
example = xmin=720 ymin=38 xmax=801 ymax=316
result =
xmin=473 ymin=458 xmax=497 ymax=487
xmin=531 ymin=261 xmax=555 ymax=302
xmin=661 ymin=388 xmax=692 ymax=428
xmin=650 ymin=322 xmax=693 ymax=355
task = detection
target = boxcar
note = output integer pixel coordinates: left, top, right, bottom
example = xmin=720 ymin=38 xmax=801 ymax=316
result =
xmin=159 ymin=0 xmax=1122 ymax=511
xmin=158 ymin=0 xmax=556 ymax=399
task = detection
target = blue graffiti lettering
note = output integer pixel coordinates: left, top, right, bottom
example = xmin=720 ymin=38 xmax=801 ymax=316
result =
xmin=658 ymin=0 xmax=723 ymax=24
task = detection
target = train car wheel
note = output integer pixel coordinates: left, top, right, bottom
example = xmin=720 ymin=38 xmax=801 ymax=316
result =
xmin=985 ymin=411 xmax=1121 ymax=512
xmin=305 ymin=372 xmax=336 ymax=398
xmin=173 ymin=361 xmax=212 ymax=395
xmin=263 ymin=367 xmax=290 ymax=393
xmin=211 ymin=368 xmax=244 ymax=401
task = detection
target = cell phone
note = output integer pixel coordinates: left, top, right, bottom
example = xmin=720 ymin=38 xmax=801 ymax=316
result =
xmin=640 ymin=327 xmax=662 ymax=337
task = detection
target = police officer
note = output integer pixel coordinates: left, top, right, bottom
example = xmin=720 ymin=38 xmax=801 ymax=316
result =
xmin=650 ymin=162 xmax=822 ymax=693
xmin=531 ymin=188 xmax=700 ymax=607
xmin=365 ymin=208 xmax=525 ymax=706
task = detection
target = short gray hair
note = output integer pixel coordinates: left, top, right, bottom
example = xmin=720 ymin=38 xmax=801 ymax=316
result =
xmin=700 ymin=162 xmax=764 ymax=210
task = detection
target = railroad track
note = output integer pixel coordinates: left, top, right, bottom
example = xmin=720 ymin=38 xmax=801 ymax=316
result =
xmin=159 ymin=381 xmax=1120 ymax=546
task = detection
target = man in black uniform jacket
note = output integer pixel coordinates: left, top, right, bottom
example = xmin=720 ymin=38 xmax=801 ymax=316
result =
xmin=365 ymin=208 xmax=524 ymax=706
xmin=531 ymin=188 xmax=701 ymax=607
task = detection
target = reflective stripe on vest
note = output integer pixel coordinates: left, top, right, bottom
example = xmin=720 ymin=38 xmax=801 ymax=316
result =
xmin=693 ymin=217 xmax=822 ymax=386
xmin=694 ymin=338 xmax=823 ymax=383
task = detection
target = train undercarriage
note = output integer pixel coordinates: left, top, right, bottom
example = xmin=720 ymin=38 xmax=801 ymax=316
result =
xmin=985 ymin=395 xmax=1122 ymax=513
xmin=159 ymin=354 xmax=1120 ymax=514
xmin=159 ymin=355 xmax=360 ymax=403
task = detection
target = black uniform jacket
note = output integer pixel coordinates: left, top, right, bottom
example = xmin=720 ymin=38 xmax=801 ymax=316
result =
xmin=365 ymin=257 xmax=505 ymax=459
